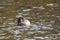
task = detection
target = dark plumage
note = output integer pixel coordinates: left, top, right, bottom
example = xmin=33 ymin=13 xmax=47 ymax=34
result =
xmin=17 ymin=17 xmax=24 ymax=26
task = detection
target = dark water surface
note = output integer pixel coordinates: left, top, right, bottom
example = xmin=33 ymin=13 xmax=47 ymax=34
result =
xmin=0 ymin=0 xmax=60 ymax=40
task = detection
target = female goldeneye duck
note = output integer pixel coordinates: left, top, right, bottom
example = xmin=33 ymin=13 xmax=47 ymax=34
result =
xmin=17 ymin=17 xmax=30 ymax=26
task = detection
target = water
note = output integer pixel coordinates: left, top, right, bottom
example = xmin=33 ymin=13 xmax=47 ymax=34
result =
xmin=0 ymin=0 xmax=60 ymax=40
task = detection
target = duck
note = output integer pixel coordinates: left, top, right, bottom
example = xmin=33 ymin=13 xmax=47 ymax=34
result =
xmin=17 ymin=16 xmax=30 ymax=27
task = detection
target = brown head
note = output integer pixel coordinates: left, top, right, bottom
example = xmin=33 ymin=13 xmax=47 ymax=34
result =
xmin=18 ymin=16 xmax=24 ymax=22
xmin=19 ymin=17 xmax=24 ymax=19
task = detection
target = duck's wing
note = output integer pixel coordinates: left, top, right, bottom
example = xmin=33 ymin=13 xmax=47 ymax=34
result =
xmin=24 ymin=20 xmax=30 ymax=26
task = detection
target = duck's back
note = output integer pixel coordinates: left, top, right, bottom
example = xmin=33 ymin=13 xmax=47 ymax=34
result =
xmin=22 ymin=19 xmax=30 ymax=26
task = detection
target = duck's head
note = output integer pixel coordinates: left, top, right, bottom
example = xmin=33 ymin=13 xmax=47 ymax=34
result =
xmin=19 ymin=16 xmax=24 ymax=19
xmin=18 ymin=16 xmax=24 ymax=21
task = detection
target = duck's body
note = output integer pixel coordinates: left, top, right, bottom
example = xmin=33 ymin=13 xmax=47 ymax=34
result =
xmin=17 ymin=17 xmax=30 ymax=27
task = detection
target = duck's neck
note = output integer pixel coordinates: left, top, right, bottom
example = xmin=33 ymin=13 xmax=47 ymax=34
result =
xmin=18 ymin=18 xmax=21 ymax=23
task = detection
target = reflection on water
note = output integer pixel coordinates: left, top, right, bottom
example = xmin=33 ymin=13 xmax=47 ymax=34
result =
xmin=0 ymin=0 xmax=60 ymax=40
